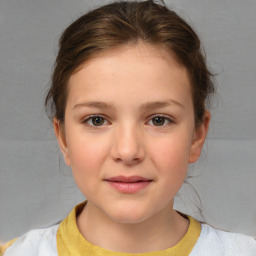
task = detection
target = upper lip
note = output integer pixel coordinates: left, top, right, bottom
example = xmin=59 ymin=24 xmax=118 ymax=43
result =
xmin=104 ymin=176 xmax=152 ymax=183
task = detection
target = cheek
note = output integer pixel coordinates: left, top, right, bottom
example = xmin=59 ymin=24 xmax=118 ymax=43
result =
xmin=66 ymin=132 xmax=108 ymax=173
xmin=147 ymin=133 xmax=193 ymax=194
xmin=66 ymin=135 xmax=109 ymax=196
xmin=151 ymin=139 xmax=190 ymax=198
xmin=149 ymin=134 xmax=192 ymax=177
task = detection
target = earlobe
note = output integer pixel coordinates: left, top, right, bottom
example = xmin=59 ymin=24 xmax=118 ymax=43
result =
xmin=189 ymin=111 xmax=210 ymax=163
xmin=53 ymin=118 xmax=71 ymax=166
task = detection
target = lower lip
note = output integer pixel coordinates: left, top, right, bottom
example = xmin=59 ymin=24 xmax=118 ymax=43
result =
xmin=106 ymin=181 xmax=151 ymax=193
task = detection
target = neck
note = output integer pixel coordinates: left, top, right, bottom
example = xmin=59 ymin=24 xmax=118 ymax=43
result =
xmin=77 ymin=201 xmax=189 ymax=253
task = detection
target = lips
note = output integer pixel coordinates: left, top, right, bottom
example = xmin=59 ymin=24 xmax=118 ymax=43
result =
xmin=104 ymin=176 xmax=153 ymax=193
xmin=105 ymin=176 xmax=152 ymax=183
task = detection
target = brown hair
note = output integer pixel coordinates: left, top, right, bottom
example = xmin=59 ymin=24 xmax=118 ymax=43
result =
xmin=45 ymin=0 xmax=214 ymax=126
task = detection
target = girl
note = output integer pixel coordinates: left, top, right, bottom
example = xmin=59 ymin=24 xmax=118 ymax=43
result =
xmin=2 ymin=1 xmax=256 ymax=255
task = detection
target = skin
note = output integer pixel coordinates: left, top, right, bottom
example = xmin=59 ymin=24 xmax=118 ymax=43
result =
xmin=54 ymin=43 xmax=210 ymax=253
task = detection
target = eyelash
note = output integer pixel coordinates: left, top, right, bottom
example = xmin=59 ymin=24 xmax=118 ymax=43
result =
xmin=82 ymin=115 xmax=109 ymax=127
xmin=82 ymin=114 xmax=174 ymax=128
xmin=148 ymin=115 xmax=174 ymax=126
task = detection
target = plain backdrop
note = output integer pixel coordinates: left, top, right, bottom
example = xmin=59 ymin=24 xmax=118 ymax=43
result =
xmin=0 ymin=0 xmax=256 ymax=242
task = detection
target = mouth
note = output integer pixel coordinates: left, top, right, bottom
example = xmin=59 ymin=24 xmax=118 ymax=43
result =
xmin=104 ymin=176 xmax=153 ymax=193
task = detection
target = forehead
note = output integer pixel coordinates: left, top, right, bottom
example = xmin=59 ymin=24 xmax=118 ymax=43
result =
xmin=67 ymin=43 xmax=192 ymax=108
xmin=73 ymin=42 xmax=187 ymax=78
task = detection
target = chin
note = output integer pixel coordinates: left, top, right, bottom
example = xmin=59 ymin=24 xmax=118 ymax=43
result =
xmin=106 ymin=204 xmax=152 ymax=224
xmin=111 ymin=214 xmax=148 ymax=224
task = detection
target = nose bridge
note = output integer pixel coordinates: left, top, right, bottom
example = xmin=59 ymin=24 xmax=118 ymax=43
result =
xmin=112 ymin=121 xmax=145 ymax=164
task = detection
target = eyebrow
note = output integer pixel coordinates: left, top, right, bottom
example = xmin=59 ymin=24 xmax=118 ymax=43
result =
xmin=73 ymin=99 xmax=184 ymax=111
xmin=139 ymin=100 xmax=184 ymax=111
xmin=73 ymin=101 xmax=116 ymax=110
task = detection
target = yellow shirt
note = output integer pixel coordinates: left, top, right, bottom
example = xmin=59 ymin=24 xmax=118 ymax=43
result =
xmin=57 ymin=202 xmax=201 ymax=256
xmin=4 ymin=202 xmax=256 ymax=255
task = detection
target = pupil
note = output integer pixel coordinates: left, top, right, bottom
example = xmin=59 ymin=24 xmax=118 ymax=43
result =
xmin=92 ymin=117 xmax=104 ymax=126
xmin=153 ymin=117 xmax=164 ymax=126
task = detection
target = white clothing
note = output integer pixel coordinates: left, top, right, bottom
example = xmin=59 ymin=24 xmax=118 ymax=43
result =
xmin=4 ymin=223 xmax=256 ymax=256
xmin=191 ymin=224 xmax=256 ymax=256
xmin=4 ymin=224 xmax=59 ymax=256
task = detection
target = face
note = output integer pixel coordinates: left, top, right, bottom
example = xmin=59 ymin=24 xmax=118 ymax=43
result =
xmin=54 ymin=43 xmax=209 ymax=224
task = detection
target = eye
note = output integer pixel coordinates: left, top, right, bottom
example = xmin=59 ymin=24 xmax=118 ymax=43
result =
xmin=148 ymin=116 xmax=173 ymax=126
xmin=83 ymin=115 xmax=108 ymax=127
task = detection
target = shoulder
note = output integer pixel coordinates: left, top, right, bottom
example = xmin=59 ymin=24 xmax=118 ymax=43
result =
xmin=4 ymin=224 xmax=59 ymax=256
xmin=190 ymin=223 xmax=256 ymax=256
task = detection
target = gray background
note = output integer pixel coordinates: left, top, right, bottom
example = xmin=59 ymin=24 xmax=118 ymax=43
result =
xmin=0 ymin=0 xmax=256 ymax=242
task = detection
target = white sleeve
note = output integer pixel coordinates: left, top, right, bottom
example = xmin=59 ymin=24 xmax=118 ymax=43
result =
xmin=4 ymin=225 xmax=59 ymax=256
xmin=191 ymin=224 xmax=256 ymax=256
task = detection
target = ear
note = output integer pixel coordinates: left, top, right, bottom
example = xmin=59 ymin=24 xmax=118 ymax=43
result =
xmin=189 ymin=111 xmax=210 ymax=163
xmin=53 ymin=118 xmax=71 ymax=166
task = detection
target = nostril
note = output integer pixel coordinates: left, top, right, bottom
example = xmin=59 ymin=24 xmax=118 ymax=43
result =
xmin=115 ymin=157 xmax=142 ymax=165
xmin=111 ymin=130 xmax=145 ymax=163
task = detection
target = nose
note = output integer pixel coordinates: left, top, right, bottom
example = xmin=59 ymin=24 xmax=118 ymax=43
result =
xmin=111 ymin=124 xmax=145 ymax=165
